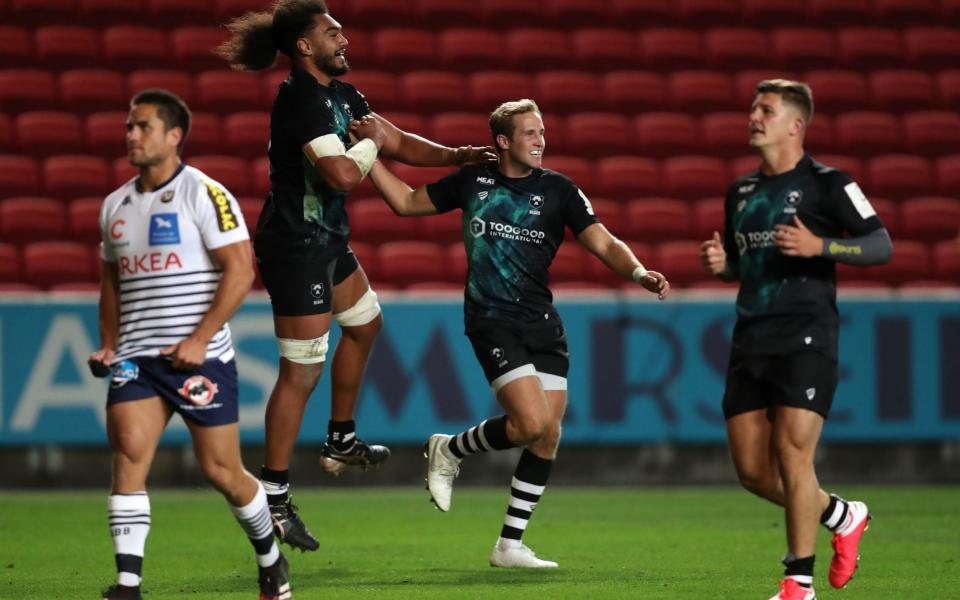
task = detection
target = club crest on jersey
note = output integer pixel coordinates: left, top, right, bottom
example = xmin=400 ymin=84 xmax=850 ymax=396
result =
xmin=342 ymin=103 xmax=353 ymax=117
xmin=179 ymin=375 xmax=219 ymax=407
xmin=149 ymin=213 xmax=180 ymax=245
xmin=529 ymin=195 xmax=544 ymax=215
xmin=204 ymin=180 xmax=238 ymax=232
xmin=784 ymin=190 xmax=803 ymax=214
xmin=310 ymin=282 xmax=325 ymax=305
xmin=110 ymin=360 xmax=139 ymax=388
xmin=160 ymin=190 xmax=175 ymax=203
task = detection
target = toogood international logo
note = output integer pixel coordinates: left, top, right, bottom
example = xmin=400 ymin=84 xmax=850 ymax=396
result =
xmin=470 ymin=216 xmax=486 ymax=238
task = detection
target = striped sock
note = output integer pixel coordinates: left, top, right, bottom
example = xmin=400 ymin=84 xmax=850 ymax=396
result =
xmin=229 ymin=483 xmax=280 ymax=568
xmin=447 ymin=415 xmax=514 ymax=459
xmin=260 ymin=466 xmax=289 ymax=506
xmin=108 ymin=492 xmax=150 ymax=587
xmin=498 ymin=450 xmax=553 ymax=548
xmin=820 ymin=494 xmax=849 ymax=532
xmin=784 ymin=554 xmax=815 ymax=588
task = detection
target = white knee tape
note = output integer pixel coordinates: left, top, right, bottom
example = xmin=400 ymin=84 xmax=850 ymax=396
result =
xmin=334 ymin=289 xmax=381 ymax=327
xmin=277 ymin=333 xmax=329 ymax=364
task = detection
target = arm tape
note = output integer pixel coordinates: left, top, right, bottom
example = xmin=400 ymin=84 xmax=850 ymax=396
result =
xmin=306 ymin=133 xmax=346 ymax=159
xmin=822 ymin=228 xmax=893 ymax=266
xmin=346 ymin=138 xmax=378 ymax=179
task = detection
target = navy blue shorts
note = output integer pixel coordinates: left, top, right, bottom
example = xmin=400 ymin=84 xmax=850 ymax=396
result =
xmin=106 ymin=356 xmax=239 ymax=427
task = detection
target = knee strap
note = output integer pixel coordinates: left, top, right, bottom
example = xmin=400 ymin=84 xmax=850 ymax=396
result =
xmin=334 ymin=288 xmax=381 ymax=327
xmin=277 ymin=333 xmax=329 ymax=364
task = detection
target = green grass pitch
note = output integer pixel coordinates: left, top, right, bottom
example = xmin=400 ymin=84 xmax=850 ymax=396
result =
xmin=1 ymin=486 xmax=958 ymax=599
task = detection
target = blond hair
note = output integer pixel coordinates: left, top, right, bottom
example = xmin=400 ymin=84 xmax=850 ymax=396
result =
xmin=756 ymin=79 xmax=814 ymax=124
xmin=489 ymin=99 xmax=541 ymax=149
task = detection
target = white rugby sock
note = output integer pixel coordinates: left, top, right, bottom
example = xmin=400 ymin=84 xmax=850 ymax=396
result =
xmin=230 ymin=483 xmax=280 ymax=568
xmin=108 ymin=492 xmax=151 ymax=586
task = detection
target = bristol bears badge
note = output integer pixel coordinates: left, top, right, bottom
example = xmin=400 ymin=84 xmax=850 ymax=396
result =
xmin=179 ymin=375 xmax=219 ymax=406
xmin=311 ymin=282 xmax=325 ymax=306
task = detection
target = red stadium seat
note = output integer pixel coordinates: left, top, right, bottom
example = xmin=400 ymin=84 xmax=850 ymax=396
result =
xmin=69 ymin=197 xmax=104 ymax=243
xmin=535 ymin=71 xmax=601 ymax=114
xmin=45 ymin=155 xmax=111 ymax=198
xmin=0 ymin=26 xmax=33 ymax=68
xmin=0 ymin=243 xmax=22 ymax=282
xmin=804 ymin=114 xmax=835 ymax=154
xmin=937 ymin=155 xmax=960 ymax=196
xmin=655 ymin=240 xmax=713 ymax=286
xmin=250 ymin=157 xmax=269 ymax=198
xmin=903 ymin=112 xmax=960 ymax=156
xmin=0 ymin=197 xmax=66 ymax=243
xmin=60 ymin=69 xmax=128 ymax=113
xmin=390 ymin=164 xmax=454 ymax=189
xmin=237 ymin=197 xmax=262 ymax=232
xmin=23 ymin=241 xmax=94 ymax=288
xmin=868 ymin=197 xmax=900 ymax=238
xmin=86 ymin=111 xmax=127 ymax=157
xmin=905 ymin=27 xmax=960 ymax=69
xmin=613 ymin=0 xmax=676 ymax=25
xmin=373 ymin=29 xmax=437 ymax=72
xmin=664 ymin=156 xmax=728 ymax=199
xmin=377 ymin=241 xmax=447 ymax=286
xmin=102 ymin=26 xmax=169 ymax=70
xmin=184 ymin=112 xmax=223 ymax=156
xmin=602 ymin=71 xmax=668 ymax=112
xmin=809 ymin=0 xmax=870 ymax=25
xmin=34 ymin=26 xmax=100 ymax=69
xmin=417 ymin=0 xmax=483 ymax=28
xmin=837 ymin=28 xmax=904 ymax=70
xmin=171 ymin=27 xmax=229 ymax=70
xmin=867 ymin=155 xmax=935 ymax=199
xmin=429 ymin=113 xmax=489 ymax=148
xmin=898 ymin=280 xmax=960 ymax=291
xmin=802 ymin=71 xmax=870 ymax=113
xmin=933 ymin=240 xmax=960 ymax=281
xmin=635 ymin=112 xmax=699 ymax=156
xmin=79 ymin=0 xmax=146 ymax=24
xmin=566 ymin=113 xmax=633 ymax=156
xmin=196 ymin=70 xmax=262 ymax=111
xmin=9 ymin=0 xmax=75 ymax=25
xmin=871 ymin=239 xmax=932 ymax=283
xmin=694 ymin=198 xmax=725 ymax=239
xmin=670 ymin=71 xmax=736 ymax=111
xmin=596 ymin=157 xmax=660 ymax=199
xmin=902 ymin=197 xmax=960 ymax=241
xmin=624 ymin=199 xmax=693 ymax=242
xmin=734 ymin=69 xmax=799 ymax=107
xmin=480 ymin=0 xmax=542 ymax=26
xmin=379 ymin=112 xmax=428 ymax=137
xmin=404 ymin=281 xmax=463 ymax=292
xmin=446 ymin=242 xmax=467 ymax=283
xmin=772 ymin=28 xmax=836 ymax=70
xmin=835 ymin=112 xmax=903 ymax=156
xmin=549 ymin=0 xmax=614 ymax=23
xmin=729 ymin=155 xmax=760 ymax=179
xmin=347 ymin=240 xmax=379 ymax=282
xmin=677 ymin=0 xmax=739 ymax=26
xmin=873 ymin=0 xmax=941 ymax=25
xmin=587 ymin=199 xmax=623 ymax=231
xmin=0 ymin=155 xmax=40 ymax=195
xmin=417 ymin=209 xmax=461 ymax=244
xmin=223 ymin=112 xmax=270 ymax=158
xmin=741 ymin=0 xmax=808 ymax=25
xmin=871 ymin=70 xmax=937 ymax=112
xmin=128 ymin=70 xmax=195 ymax=105
xmin=339 ymin=71 xmax=401 ymax=112
xmin=639 ymin=29 xmax=703 ymax=70
xmin=0 ymin=114 xmax=12 ymax=151
xmin=113 ymin=157 xmax=137 ymax=187
xmin=702 ymin=112 xmax=749 ymax=155
xmin=439 ymin=30 xmax=503 ymax=72
xmin=147 ymin=0 xmax=215 ymax=24
xmin=705 ymin=28 xmax=770 ymax=69
xmin=939 ymin=71 xmax=960 ymax=111
xmin=189 ymin=155 xmax=249 ymax=195
xmin=507 ymin=29 xmax=569 ymax=71
xmin=541 ymin=156 xmax=594 ymax=194
xmin=16 ymin=112 xmax=84 ymax=155
xmin=348 ymin=198 xmax=407 ymax=244
xmin=467 ymin=71 xmax=536 ymax=113
xmin=550 ymin=244 xmax=590 ymax=283
xmin=401 ymin=71 xmax=467 ymax=112
xmin=346 ymin=0 xmax=415 ymax=28
xmin=0 ymin=69 xmax=56 ymax=113
xmin=573 ymin=29 xmax=637 ymax=70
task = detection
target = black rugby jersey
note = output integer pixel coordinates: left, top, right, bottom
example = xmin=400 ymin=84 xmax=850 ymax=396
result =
xmin=427 ymin=165 xmax=598 ymax=324
xmin=723 ymin=154 xmax=884 ymax=359
xmin=255 ymin=68 xmax=371 ymax=262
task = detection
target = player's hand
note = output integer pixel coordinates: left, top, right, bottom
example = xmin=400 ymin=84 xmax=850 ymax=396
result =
xmin=775 ymin=216 xmax=823 ymax=257
xmin=700 ymin=231 xmax=728 ymax=275
xmin=639 ymin=271 xmax=670 ymax=300
xmin=349 ymin=114 xmax=387 ymax=150
xmin=161 ymin=337 xmax=207 ymax=371
xmin=88 ymin=348 xmax=115 ymax=377
xmin=454 ymin=145 xmax=498 ymax=165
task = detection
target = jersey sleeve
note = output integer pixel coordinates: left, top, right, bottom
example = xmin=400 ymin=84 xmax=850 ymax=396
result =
xmin=287 ymin=89 xmax=340 ymax=148
xmin=99 ymin=196 xmax=117 ymax=263
xmin=825 ymin=172 xmax=885 ymax=236
xmin=722 ymin=187 xmax=740 ymax=274
xmin=343 ymin=82 xmax=372 ymax=119
xmin=193 ymin=177 xmax=250 ymax=250
xmin=426 ymin=168 xmax=468 ymax=213
xmin=561 ymin=181 xmax=599 ymax=236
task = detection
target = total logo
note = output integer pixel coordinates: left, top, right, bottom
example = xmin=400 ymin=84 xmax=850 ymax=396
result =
xmin=469 ymin=216 xmax=545 ymax=244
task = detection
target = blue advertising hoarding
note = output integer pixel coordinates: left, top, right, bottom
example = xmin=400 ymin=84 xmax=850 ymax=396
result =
xmin=1 ymin=295 xmax=958 ymax=445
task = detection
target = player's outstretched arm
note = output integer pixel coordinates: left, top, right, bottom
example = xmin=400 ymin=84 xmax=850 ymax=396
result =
xmin=90 ymin=260 xmax=120 ymax=370
xmin=368 ymin=161 xmax=439 ymax=217
xmin=161 ymin=241 xmax=254 ymax=370
xmin=775 ymin=215 xmax=892 ymax=266
xmin=577 ymin=223 xmax=669 ymax=300
xmin=371 ymin=113 xmax=497 ymax=167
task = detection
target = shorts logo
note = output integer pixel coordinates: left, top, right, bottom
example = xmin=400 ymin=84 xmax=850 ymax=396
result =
xmin=160 ymin=190 xmax=175 ymax=203
xmin=149 ymin=213 xmax=180 ymax=245
xmin=804 ymin=336 xmax=812 ymax=345
xmin=110 ymin=360 xmax=139 ymax=388
xmin=490 ymin=347 xmax=508 ymax=367
xmin=310 ymin=282 xmax=325 ymax=305
xmin=205 ymin=180 xmax=238 ymax=232
xmin=806 ymin=387 xmax=816 ymax=400
xmin=179 ymin=375 xmax=219 ymax=406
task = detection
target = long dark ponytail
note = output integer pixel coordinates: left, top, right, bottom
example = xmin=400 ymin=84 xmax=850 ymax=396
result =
xmin=217 ymin=0 xmax=329 ymax=71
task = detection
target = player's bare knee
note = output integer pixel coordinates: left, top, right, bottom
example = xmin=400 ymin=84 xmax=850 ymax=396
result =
xmin=198 ymin=458 xmax=241 ymax=495
xmin=511 ymin=413 xmax=549 ymax=445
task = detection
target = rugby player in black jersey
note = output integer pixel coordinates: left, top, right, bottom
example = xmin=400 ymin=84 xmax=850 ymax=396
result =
xmin=217 ymin=0 xmax=494 ymax=552
xmin=699 ymin=80 xmax=891 ymax=600
xmin=364 ymin=99 xmax=669 ymax=568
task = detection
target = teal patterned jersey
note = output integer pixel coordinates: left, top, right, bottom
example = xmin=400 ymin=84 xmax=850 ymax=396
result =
xmin=255 ymin=68 xmax=371 ymax=263
xmin=724 ymin=154 xmax=884 ymax=359
xmin=427 ymin=165 xmax=598 ymax=324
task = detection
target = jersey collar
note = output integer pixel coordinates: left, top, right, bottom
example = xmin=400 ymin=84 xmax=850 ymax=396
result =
xmin=135 ymin=163 xmax=184 ymax=194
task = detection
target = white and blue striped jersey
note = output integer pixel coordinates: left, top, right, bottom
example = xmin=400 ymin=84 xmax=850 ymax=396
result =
xmin=99 ymin=164 xmax=250 ymax=363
